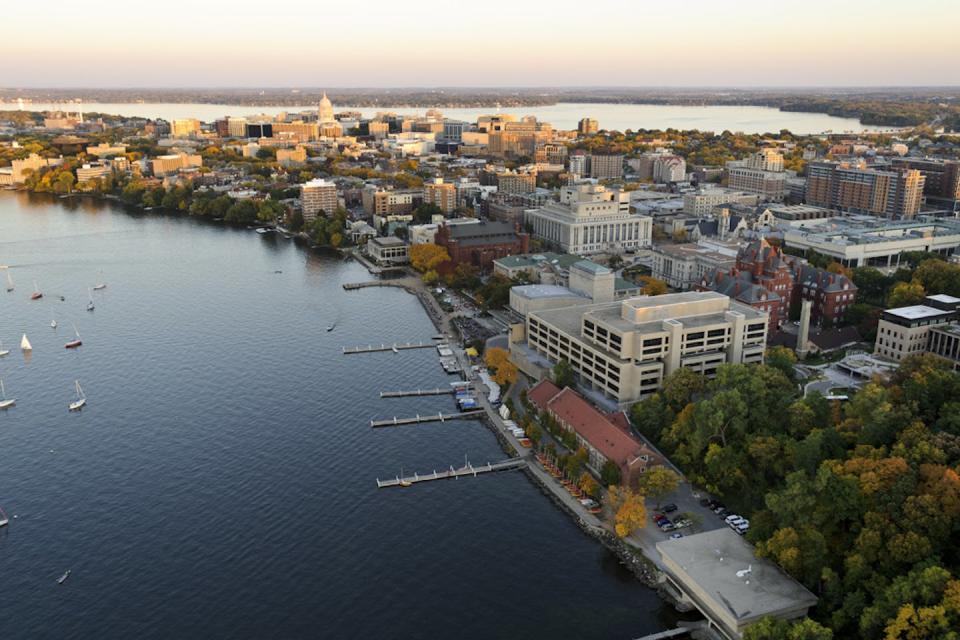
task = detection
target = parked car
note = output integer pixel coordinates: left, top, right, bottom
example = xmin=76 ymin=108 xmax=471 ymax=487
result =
xmin=725 ymin=515 xmax=745 ymax=525
xmin=662 ymin=503 xmax=678 ymax=513
xmin=712 ymin=504 xmax=727 ymax=514
xmin=716 ymin=508 xmax=730 ymax=518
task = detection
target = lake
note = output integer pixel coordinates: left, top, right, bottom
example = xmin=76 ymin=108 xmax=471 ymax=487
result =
xmin=0 ymin=192 xmax=677 ymax=639
xmin=0 ymin=101 xmax=891 ymax=135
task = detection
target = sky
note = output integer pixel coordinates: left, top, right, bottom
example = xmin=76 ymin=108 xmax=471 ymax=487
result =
xmin=3 ymin=0 xmax=959 ymax=87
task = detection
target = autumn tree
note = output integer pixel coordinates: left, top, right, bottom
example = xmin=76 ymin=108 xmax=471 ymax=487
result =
xmin=484 ymin=347 xmax=518 ymax=386
xmin=638 ymin=275 xmax=668 ymax=296
xmin=637 ymin=466 xmax=681 ymax=507
xmin=887 ymin=280 xmax=926 ymax=308
xmin=409 ymin=243 xmax=450 ymax=273
xmin=607 ymin=486 xmax=647 ymax=538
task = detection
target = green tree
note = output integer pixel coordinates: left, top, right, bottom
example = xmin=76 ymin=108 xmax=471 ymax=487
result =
xmin=601 ymin=460 xmax=622 ymax=487
xmin=887 ymin=281 xmax=926 ymax=308
xmin=553 ymin=359 xmax=576 ymax=388
xmin=636 ymin=466 xmax=680 ymax=506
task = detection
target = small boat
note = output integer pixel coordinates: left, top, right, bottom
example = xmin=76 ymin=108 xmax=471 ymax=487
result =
xmin=86 ymin=288 xmax=95 ymax=312
xmin=51 ymin=312 xmax=58 ymax=329
xmin=326 ymin=325 xmax=334 ymax=332
xmin=93 ymin=270 xmax=106 ymax=290
xmin=68 ymin=381 xmax=86 ymax=411
xmin=0 ymin=379 xmax=15 ymax=410
xmin=30 ymin=280 xmax=42 ymax=300
xmin=4 ymin=270 xmax=13 ymax=293
xmin=0 ymin=340 xmax=8 ymax=357
xmin=65 ymin=325 xmax=82 ymax=349
xmin=392 ymin=346 xmax=399 ymax=354
xmin=20 ymin=334 xmax=32 ymax=352
xmin=0 ymin=505 xmax=9 ymax=527
xmin=57 ymin=570 xmax=71 ymax=585
xmin=255 ymin=227 xmax=268 ymax=234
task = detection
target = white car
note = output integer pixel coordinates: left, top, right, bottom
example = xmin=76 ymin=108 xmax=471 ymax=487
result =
xmin=725 ymin=515 xmax=745 ymax=525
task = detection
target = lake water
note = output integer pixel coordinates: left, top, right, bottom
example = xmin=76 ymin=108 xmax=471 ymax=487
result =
xmin=0 ymin=192 xmax=676 ymax=639
xmin=0 ymin=101 xmax=890 ymax=135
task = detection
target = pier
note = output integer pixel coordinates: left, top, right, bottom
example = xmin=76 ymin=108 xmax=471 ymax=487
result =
xmin=377 ymin=458 xmax=526 ymax=488
xmin=380 ymin=388 xmax=458 ymax=398
xmin=631 ymin=628 xmax=691 ymax=640
xmin=343 ymin=342 xmax=435 ymax=354
xmin=370 ymin=410 xmax=484 ymax=428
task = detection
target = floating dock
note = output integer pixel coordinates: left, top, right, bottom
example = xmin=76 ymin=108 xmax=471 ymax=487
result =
xmin=380 ymin=388 xmax=458 ymax=398
xmin=342 ymin=342 xmax=434 ymax=354
xmin=370 ymin=410 xmax=484 ymax=428
xmin=377 ymin=458 xmax=526 ymax=488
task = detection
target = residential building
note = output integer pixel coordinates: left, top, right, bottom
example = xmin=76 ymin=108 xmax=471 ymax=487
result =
xmin=578 ymin=117 xmax=599 ymax=135
xmin=368 ymin=121 xmax=390 ymax=139
xmin=569 ymin=153 xmax=587 ymax=177
xmin=523 ymin=291 xmax=768 ymax=404
xmin=805 ymin=160 xmax=925 ymax=219
xmin=727 ymin=149 xmax=787 ymax=201
xmin=874 ymin=294 xmax=960 ymax=362
xmin=650 ymin=243 xmax=736 ymax=290
xmin=170 ymin=118 xmax=201 ymax=137
xmin=589 ymin=153 xmax=623 ymax=180
xmin=424 ymin=178 xmax=456 ymax=214
xmin=362 ymin=186 xmax=420 ymax=216
xmin=528 ymin=380 xmax=665 ymax=487
xmin=300 ymin=178 xmax=338 ymax=220
xmin=658 ymin=529 xmax=817 ymax=639
xmin=525 ymin=183 xmax=652 ymax=255
xmin=683 ymin=188 xmax=759 ymax=215
xmin=497 ymin=170 xmax=536 ymax=195
xmin=891 ymin=157 xmax=960 ymax=208
xmin=434 ymin=220 xmax=529 ymax=271
xmin=365 ymin=236 xmax=409 ymax=265
xmin=783 ymin=216 xmax=960 ymax=270
xmin=151 ymin=153 xmax=202 ymax=177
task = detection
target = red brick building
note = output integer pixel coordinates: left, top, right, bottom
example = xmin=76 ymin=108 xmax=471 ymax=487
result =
xmin=434 ymin=220 xmax=529 ymax=272
xmin=528 ymin=380 xmax=664 ymax=488
xmin=699 ymin=239 xmax=856 ymax=331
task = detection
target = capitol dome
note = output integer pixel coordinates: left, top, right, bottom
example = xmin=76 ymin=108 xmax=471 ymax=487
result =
xmin=318 ymin=92 xmax=334 ymax=123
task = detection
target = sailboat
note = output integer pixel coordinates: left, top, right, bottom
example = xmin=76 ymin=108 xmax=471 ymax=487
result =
xmin=0 ymin=505 xmax=9 ymax=527
xmin=93 ymin=270 xmax=106 ymax=290
xmin=86 ymin=288 xmax=95 ymax=312
xmin=57 ymin=570 xmax=71 ymax=585
xmin=65 ymin=325 xmax=82 ymax=349
xmin=0 ymin=379 xmax=15 ymax=410
xmin=20 ymin=334 xmax=32 ymax=352
xmin=51 ymin=313 xmax=57 ymax=329
xmin=68 ymin=381 xmax=86 ymax=411
xmin=30 ymin=280 xmax=42 ymax=300
xmin=0 ymin=340 xmax=8 ymax=357
xmin=4 ymin=269 xmax=13 ymax=293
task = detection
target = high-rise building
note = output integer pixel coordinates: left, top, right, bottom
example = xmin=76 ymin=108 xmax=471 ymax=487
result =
xmin=424 ymin=178 xmax=456 ymax=214
xmin=891 ymin=157 xmax=960 ymax=206
xmin=569 ymin=152 xmax=587 ymax=177
xmin=588 ymin=153 xmax=623 ymax=180
xmin=300 ymin=178 xmax=338 ymax=220
xmin=727 ymin=149 xmax=787 ymax=201
xmin=497 ymin=171 xmax=537 ymax=195
xmin=227 ymin=117 xmax=248 ymax=138
xmin=805 ymin=161 xmax=925 ymax=219
xmin=578 ymin=117 xmax=599 ymax=135
xmin=170 ymin=118 xmax=201 ymax=138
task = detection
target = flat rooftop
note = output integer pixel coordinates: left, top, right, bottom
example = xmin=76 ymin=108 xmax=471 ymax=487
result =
xmin=928 ymin=294 xmax=960 ymax=304
xmin=657 ymin=528 xmax=817 ymax=625
xmin=885 ymin=305 xmax=952 ymax=320
xmin=512 ymin=284 xmax=587 ymax=300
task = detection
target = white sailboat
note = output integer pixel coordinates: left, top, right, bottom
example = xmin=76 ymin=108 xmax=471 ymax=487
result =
xmin=86 ymin=288 xmax=95 ymax=312
xmin=4 ymin=269 xmax=13 ymax=293
xmin=93 ymin=270 xmax=106 ymax=290
xmin=68 ymin=381 xmax=86 ymax=411
xmin=51 ymin=312 xmax=57 ymax=329
xmin=20 ymin=334 xmax=32 ymax=352
xmin=0 ymin=340 xmax=8 ymax=357
xmin=0 ymin=379 xmax=15 ymax=410
xmin=0 ymin=505 xmax=9 ymax=527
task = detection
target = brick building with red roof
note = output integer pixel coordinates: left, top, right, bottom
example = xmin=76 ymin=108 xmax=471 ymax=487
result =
xmin=528 ymin=380 xmax=664 ymax=487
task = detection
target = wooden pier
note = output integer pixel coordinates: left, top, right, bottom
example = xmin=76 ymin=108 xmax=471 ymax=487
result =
xmin=370 ymin=410 xmax=484 ymax=428
xmin=342 ymin=342 xmax=435 ymax=354
xmin=380 ymin=388 xmax=458 ymax=398
xmin=377 ymin=458 xmax=526 ymax=488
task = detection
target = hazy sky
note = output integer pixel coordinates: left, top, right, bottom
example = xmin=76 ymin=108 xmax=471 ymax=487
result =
xmin=4 ymin=0 xmax=958 ymax=87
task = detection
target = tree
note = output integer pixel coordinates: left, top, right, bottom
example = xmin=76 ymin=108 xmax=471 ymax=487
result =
xmin=553 ymin=359 xmax=576 ymax=388
xmin=638 ymin=275 xmax=668 ymax=296
xmin=409 ymin=243 xmax=450 ymax=273
xmin=887 ymin=281 xmax=926 ymax=308
xmin=608 ymin=254 xmax=624 ymax=270
xmin=743 ymin=618 xmax=833 ymax=640
xmin=637 ymin=466 xmax=680 ymax=506
xmin=608 ymin=486 xmax=647 ymax=537
xmin=413 ymin=202 xmax=442 ymax=223
xmin=579 ymin=472 xmax=599 ymax=499
xmin=484 ymin=347 xmax=518 ymax=386
xmin=288 ymin=210 xmax=305 ymax=232
xmin=766 ymin=345 xmax=798 ymax=377
xmin=601 ymin=460 xmax=622 ymax=487
xmin=914 ymin=259 xmax=960 ymax=297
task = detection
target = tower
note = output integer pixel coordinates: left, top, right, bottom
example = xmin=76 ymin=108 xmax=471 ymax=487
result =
xmin=796 ymin=299 xmax=812 ymax=359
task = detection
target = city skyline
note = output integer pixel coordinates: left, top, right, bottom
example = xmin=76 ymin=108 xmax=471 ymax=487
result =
xmin=4 ymin=0 xmax=959 ymax=88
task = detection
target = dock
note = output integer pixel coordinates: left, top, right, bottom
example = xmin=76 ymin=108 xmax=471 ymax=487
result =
xmin=380 ymin=388 xmax=457 ymax=398
xmin=631 ymin=628 xmax=691 ymax=640
xmin=377 ymin=458 xmax=526 ymax=488
xmin=343 ymin=342 xmax=435 ymax=354
xmin=370 ymin=410 xmax=484 ymax=428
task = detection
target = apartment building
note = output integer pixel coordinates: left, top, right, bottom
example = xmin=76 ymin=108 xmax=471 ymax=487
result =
xmin=589 ymin=153 xmax=624 ymax=180
xmin=525 ymin=183 xmax=652 ymax=255
xmin=497 ymin=171 xmax=537 ymax=195
xmin=300 ymin=178 xmax=338 ymax=220
xmin=424 ymin=178 xmax=456 ymax=214
xmin=578 ymin=117 xmax=599 ymax=135
xmin=170 ymin=118 xmax=201 ymax=138
xmin=805 ymin=160 xmax=925 ymax=219
xmin=874 ymin=295 xmax=960 ymax=362
xmin=361 ymin=186 xmax=420 ymax=216
xmin=891 ymin=157 xmax=960 ymax=207
xmin=524 ymin=291 xmax=768 ymax=404
xmin=727 ymin=149 xmax=787 ymax=201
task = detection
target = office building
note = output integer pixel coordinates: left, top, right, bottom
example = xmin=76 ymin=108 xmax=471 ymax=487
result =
xmin=424 ymin=178 xmax=456 ymax=214
xmin=227 ymin=117 xmax=248 ymax=138
xmin=76 ymin=162 xmax=111 ymax=183
xmin=365 ymin=236 xmax=409 ymax=265
xmin=497 ymin=170 xmax=537 ymax=195
xmin=442 ymin=120 xmax=465 ymax=142
xmin=86 ymin=142 xmax=127 ymax=158
xmin=151 ymin=153 xmax=202 ymax=177
xmin=891 ymin=157 xmax=960 ymax=208
xmin=10 ymin=153 xmax=59 ymax=183
xmin=569 ymin=153 xmax=587 ymax=177
xmin=578 ymin=117 xmax=599 ymax=135
xmin=362 ymin=186 xmax=420 ymax=217
xmin=874 ymin=294 xmax=960 ymax=362
xmin=727 ymin=149 xmax=787 ymax=201
xmin=170 ymin=118 xmax=201 ymax=138
xmin=300 ymin=178 xmax=338 ymax=220
xmin=368 ymin=121 xmax=390 ymax=139
xmin=683 ymin=188 xmax=759 ymax=215
xmin=651 ymin=243 xmax=736 ymax=290
xmin=805 ymin=160 xmax=925 ymax=219
xmin=525 ymin=183 xmax=652 ymax=255
xmin=524 ymin=291 xmax=768 ymax=404
xmin=653 ymin=155 xmax=686 ymax=183
xmin=588 ymin=153 xmax=623 ymax=180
